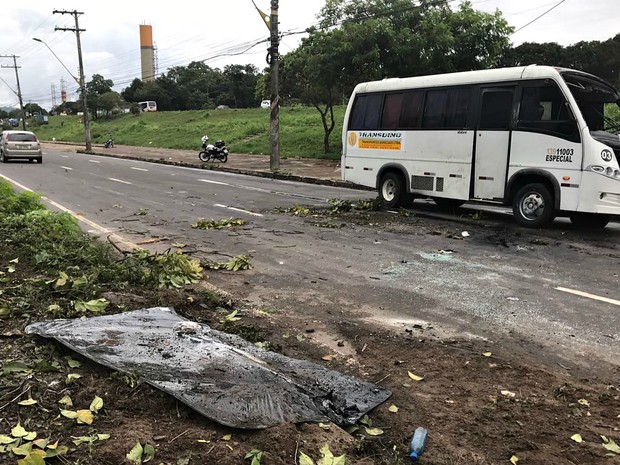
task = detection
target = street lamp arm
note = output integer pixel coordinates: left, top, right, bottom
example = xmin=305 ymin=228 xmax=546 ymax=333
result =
xmin=32 ymin=38 xmax=81 ymax=87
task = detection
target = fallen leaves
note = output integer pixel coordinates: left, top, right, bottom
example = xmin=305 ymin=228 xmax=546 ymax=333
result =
xmin=407 ymin=371 xmax=424 ymax=382
xmin=571 ymin=434 xmax=583 ymax=443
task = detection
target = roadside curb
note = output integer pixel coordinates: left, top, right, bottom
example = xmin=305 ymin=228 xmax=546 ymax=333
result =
xmin=75 ymin=149 xmax=374 ymax=191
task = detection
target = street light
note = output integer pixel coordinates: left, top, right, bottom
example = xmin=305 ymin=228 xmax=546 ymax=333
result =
xmin=33 ymin=37 xmax=92 ymax=152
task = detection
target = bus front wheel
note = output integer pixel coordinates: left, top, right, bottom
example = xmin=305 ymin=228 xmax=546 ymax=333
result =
xmin=513 ymin=183 xmax=555 ymax=228
xmin=378 ymin=172 xmax=404 ymax=209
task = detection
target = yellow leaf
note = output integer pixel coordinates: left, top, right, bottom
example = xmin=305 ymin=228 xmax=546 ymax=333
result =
xmin=23 ymin=432 xmax=37 ymax=441
xmin=221 ymin=434 xmax=232 ymax=441
xmin=33 ymin=439 xmax=49 ymax=449
xmin=501 ymin=390 xmax=516 ymax=398
xmin=482 ymin=352 xmax=492 ymax=357
xmin=322 ymin=355 xmax=333 ymax=361
xmin=0 ymin=434 xmax=16 ymax=444
xmin=197 ymin=439 xmax=210 ymax=443
xmin=76 ymin=409 xmax=94 ymax=425
xmin=577 ymin=399 xmax=590 ymax=407
xmin=299 ymin=451 xmax=315 ymax=465
xmin=318 ymin=423 xmax=331 ymax=430
xmin=11 ymin=423 xmax=28 ymax=438
xmin=59 ymin=396 xmax=73 ymax=407
xmin=97 ymin=434 xmax=111 ymax=441
xmin=60 ymin=409 xmax=78 ymax=419
xmin=18 ymin=398 xmax=38 ymax=406
xmin=510 ymin=455 xmax=518 ymax=464
xmin=571 ymin=434 xmax=583 ymax=443
xmin=46 ymin=440 xmax=59 ymax=450
xmin=364 ymin=427 xmax=384 ymax=436
xmin=90 ymin=396 xmax=104 ymax=413
xmin=407 ymin=371 xmax=424 ymax=381
xmin=388 ymin=404 xmax=399 ymax=413
xmin=226 ymin=444 xmax=233 ymax=451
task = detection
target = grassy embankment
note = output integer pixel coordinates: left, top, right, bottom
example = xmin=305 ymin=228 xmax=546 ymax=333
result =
xmin=33 ymin=106 xmax=347 ymax=160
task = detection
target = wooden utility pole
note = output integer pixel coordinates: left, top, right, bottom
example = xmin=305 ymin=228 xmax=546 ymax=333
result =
xmin=0 ymin=55 xmax=27 ymax=130
xmin=269 ymin=0 xmax=280 ymax=171
xmin=54 ymin=9 xmax=92 ymax=152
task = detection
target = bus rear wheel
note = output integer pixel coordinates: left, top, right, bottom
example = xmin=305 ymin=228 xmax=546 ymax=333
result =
xmin=513 ymin=183 xmax=555 ymax=228
xmin=569 ymin=213 xmax=610 ymax=229
xmin=378 ymin=172 xmax=404 ymax=209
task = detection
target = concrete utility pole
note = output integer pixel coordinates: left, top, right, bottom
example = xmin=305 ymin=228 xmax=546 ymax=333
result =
xmin=54 ymin=9 xmax=92 ymax=152
xmin=269 ymin=0 xmax=280 ymax=171
xmin=0 ymin=55 xmax=27 ymax=130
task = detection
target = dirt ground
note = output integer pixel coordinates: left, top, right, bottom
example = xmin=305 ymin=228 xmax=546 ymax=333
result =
xmin=1 ymin=207 xmax=620 ymax=465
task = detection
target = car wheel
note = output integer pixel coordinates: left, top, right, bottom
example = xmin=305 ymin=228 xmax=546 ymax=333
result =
xmin=569 ymin=213 xmax=609 ymax=229
xmin=36 ymin=157 xmax=43 ymax=164
xmin=378 ymin=172 xmax=404 ymax=209
xmin=512 ymin=183 xmax=555 ymax=228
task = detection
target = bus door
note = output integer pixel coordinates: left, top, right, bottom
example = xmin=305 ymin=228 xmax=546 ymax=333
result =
xmin=473 ymin=87 xmax=515 ymax=200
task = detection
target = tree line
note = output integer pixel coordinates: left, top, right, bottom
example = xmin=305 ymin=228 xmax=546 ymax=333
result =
xmin=27 ymin=0 xmax=618 ymax=151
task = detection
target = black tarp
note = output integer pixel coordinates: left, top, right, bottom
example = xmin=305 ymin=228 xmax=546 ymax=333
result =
xmin=26 ymin=307 xmax=391 ymax=429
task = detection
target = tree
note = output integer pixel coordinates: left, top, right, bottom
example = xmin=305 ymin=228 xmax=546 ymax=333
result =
xmin=85 ymin=74 xmax=115 ymax=120
xmin=98 ymin=92 xmax=125 ymax=118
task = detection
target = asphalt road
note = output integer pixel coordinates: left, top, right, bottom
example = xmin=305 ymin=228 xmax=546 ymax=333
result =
xmin=2 ymin=148 xmax=619 ymax=377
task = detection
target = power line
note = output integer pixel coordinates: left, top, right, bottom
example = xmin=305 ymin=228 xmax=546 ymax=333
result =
xmin=512 ymin=0 xmax=568 ymax=34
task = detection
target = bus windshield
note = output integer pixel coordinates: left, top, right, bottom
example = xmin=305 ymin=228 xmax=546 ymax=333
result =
xmin=562 ymin=71 xmax=620 ymax=134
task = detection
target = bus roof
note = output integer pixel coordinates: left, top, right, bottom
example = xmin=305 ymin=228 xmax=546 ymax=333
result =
xmin=352 ymin=65 xmax=599 ymax=94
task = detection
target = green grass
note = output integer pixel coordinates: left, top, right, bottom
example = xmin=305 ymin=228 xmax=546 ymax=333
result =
xmin=33 ymin=105 xmax=347 ymax=160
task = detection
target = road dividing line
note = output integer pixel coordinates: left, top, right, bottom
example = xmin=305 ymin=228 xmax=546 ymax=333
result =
xmin=61 ymin=155 xmax=69 ymax=158
xmin=89 ymin=160 xmax=101 ymax=164
xmin=199 ymin=179 xmax=229 ymax=186
xmin=214 ymin=203 xmax=263 ymax=217
xmin=0 ymin=172 xmax=140 ymax=251
xmin=555 ymin=287 xmax=620 ymax=306
xmin=131 ymin=167 xmax=149 ymax=172
xmin=60 ymin=166 xmax=73 ymax=171
xmin=108 ymin=177 xmax=132 ymax=185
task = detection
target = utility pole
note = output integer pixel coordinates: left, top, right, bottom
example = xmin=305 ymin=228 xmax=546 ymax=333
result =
xmin=0 ymin=55 xmax=27 ymax=130
xmin=269 ymin=0 xmax=280 ymax=171
xmin=54 ymin=9 xmax=92 ymax=152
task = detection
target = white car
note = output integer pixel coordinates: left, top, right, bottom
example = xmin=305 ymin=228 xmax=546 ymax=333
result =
xmin=0 ymin=130 xmax=43 ymax=163
xmin=260 ymin=99 xmax=270 ymax=109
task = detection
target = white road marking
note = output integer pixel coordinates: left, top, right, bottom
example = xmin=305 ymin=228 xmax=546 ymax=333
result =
xmin=0 ymin=172 xmax=139 ymax=250
xmin=214 ymin=203 xmax=263 ymax=217
xmin=555 ymin=287 xmax=620 ymax=306
xmin=60 ymin=166 xmax=73 ymax=171
xmin=108 ymin=177 xmax=132 ymax=185
xmin=89 ymin=160 xmax=101 ymax=164
xmin=131 ymin=167 xmax=149 ymax=172
xmin=61 ymin=155 xmax=69 ymax=158
xmin=199 ymin=179 xmax=229 ymax=186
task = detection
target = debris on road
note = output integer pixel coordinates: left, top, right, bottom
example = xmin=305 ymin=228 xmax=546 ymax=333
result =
xmin=26 ymin=307 xmax=391 ymax=429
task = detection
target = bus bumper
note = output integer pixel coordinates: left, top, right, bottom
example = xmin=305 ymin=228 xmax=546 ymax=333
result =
xmin=577 ymin=171 xmax=620 ymax=214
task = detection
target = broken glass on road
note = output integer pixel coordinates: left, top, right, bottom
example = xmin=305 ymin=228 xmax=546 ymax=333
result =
xmin=26 ymin=307 xmax=391 ymax=429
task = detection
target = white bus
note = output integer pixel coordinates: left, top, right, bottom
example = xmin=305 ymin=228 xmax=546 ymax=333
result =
xmin=139 ymin=101 xmax=157 ymax=112
xmin=342 ymin=65 xmax=620 ymax=228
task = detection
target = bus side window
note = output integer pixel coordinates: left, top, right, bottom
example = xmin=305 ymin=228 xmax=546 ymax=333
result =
xmin=422 ymin=88 xmax=471 ymax=129
xmin=381 ymin=93 xmax=403 ymax=129
xmin=400 ymin=91 xmax=424 ymax=129
xmin=349 ymin=94 xmax=383 ymax=130
xmin=518 ymin=82 xmax=579 ymax=141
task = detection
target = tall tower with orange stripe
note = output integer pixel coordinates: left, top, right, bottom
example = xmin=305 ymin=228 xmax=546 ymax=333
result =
xmin=140 ymin=24 xmax=155 ymax=81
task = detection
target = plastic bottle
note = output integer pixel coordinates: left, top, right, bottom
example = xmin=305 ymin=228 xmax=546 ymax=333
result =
xmin=409 ymin=426 xmax=428 ymax=462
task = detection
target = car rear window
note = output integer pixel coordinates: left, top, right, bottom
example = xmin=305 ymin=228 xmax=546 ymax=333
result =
xmin=7 ymin=133 xmax=37 ymax=142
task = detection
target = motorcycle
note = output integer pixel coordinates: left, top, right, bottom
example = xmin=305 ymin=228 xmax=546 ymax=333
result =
xmin=104 ymin=138 xmax=115 ymax=148
xmin=198 ymin=135 xmax=228 ymax=163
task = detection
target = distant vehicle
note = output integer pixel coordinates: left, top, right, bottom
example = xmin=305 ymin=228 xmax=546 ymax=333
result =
xmin=215 ymin=105 xmax=230 ymax=110
xmin=260 ymin=99 xmax=270 ymax=109
xmin=0 ymin=130 xmax=43 ymax=163
xmin=33 ymin=114 xmax=49 ymax=125
xmin=139 ymin=101 xmax=157 ymax=112
xmin=8 ymin=118 xmax=19 ymax=127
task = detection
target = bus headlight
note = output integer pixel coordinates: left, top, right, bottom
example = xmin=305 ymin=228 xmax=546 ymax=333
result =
xmin=586 ymin=165 xmax=620 ymax=180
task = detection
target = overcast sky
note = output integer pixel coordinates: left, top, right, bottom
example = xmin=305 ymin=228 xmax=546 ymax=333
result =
xmin=0 ymin=0 xmax=617 ymax=111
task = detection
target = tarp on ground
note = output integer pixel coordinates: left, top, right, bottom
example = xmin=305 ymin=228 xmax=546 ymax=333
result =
xmin=25 ymin=307 xmax=391 ymax=429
